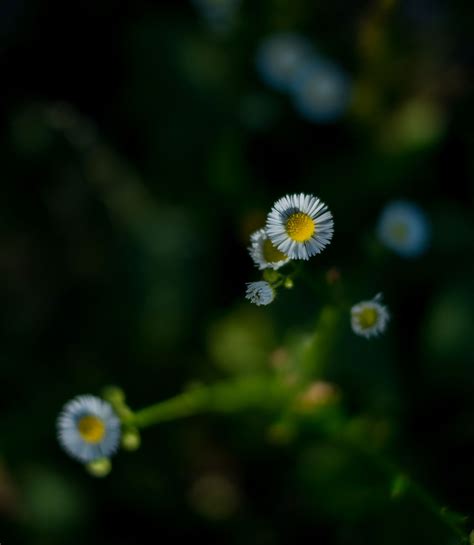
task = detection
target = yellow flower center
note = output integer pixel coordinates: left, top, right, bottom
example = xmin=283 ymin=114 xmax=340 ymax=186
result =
xmin=390 ymin=222 xmax=409 ymax=243
xmin=285 ymin=212 xmax=315 ymax=242
xmin=78 ymin=415 xmax=106 ymax=444
xmin=262 ymin=238 xmax=288 ymax=263
xmin=357 ymin=307 xmax=378 ymax=329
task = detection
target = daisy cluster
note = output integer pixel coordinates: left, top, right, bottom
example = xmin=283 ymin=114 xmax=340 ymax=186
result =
xmin=256 ymin=32 xmax=352 ymax=123
xmin=245 ymin=194 xmax=431 ymax=341
xmin=245 ymin=193 xmax=334 ymax=306
xmin=57 ymin=194 xmax=431 ymax=470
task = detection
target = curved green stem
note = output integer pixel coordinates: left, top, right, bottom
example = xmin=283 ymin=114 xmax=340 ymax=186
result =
xmin=131 ymin=376 xmax=296 ymax=429
xmin=127 ymin=376 xmax=469 ymax=543
xmin=408 ymin=480 xmax=468 ymax=542
xmin=334 ymin=435 xmax=469 ymax=543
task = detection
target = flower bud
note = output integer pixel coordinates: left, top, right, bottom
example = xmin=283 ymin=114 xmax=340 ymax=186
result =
xmin=283 ymin=277 xmax=294 ymax=289
xmin=102 ymin=386 xmax=126 ymax=405
xmin=121 ymin=428 xmax=141 ymax=451
xmin=86 ymin=458 xmax=112 ymax=478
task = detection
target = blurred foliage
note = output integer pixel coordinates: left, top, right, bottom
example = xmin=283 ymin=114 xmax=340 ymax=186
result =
xmin=0 ymin=0 xmax=473 ymax=544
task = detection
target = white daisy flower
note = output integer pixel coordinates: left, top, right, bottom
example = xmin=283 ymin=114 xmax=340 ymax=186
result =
xmin=248 ymin=228 xmax=291 ymax=270
xmin=377 ymin=200 xmax=430 ymax=258
xmin=245 ymin=281 xmax=275 ymax=306
xmin=351 ymin=294 xmax=390 ymax=339
xmin=265 ymin=193 xmax=334 ymax=260
xmin=57 ymin=395 xmax=121 ymax=463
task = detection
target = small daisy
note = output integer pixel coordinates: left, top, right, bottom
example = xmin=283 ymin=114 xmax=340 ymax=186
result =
xmin=377 ymin=201 xmax=430 ymax=258
xmin=256 ymin=33 xmax=314 ymax=92
xmin=57 ymin=395 xmax=121 ymax=463
xmin=245 ymin=281 xmax=275 ymax=306
xmin=265 ymin=193 xmax=334 ymax=260
xmin=351 ymin=294 xmax=390 ymax=339
xmin=248 ymin=228 xmax=291 ymax=270
xmin=291 ymin=60 xmax=352 ymax=123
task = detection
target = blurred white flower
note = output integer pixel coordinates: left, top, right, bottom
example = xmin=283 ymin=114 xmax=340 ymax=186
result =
xmin=191 ymin=0 xmax=241 ymax=32
xmin=377 ymin=200 xmax=430 ymax=258
xmin=351 ymin=294 xmax=390 ymax=339
xmin=256 ymin=33 xmax=314 ymax=92
xmin=57 ymin=395 xmax=121 ymax=463
xmin=248 ymin=228 xmax=291 ymax=270
xmin=291 ymin=60 xmax=352 ymax=123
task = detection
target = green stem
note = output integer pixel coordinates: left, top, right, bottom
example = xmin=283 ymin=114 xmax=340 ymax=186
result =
xmin=128 ymin=376 xmax=468 ymax=542
xmin=335 ymin=435 xmax=469 ymax=543
xmin=409 ymin=480 xmax=468 ymax=542
xmin=131 ymin=376 xmax=296 ymax=429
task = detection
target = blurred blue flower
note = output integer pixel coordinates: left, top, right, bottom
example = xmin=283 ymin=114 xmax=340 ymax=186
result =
xmin=291 ymin=60 xmax=352 ymax=123
xmin=191 ymin=0 xmax=241 ymax=32
xmin=377 ymin=201 xmax=430 ymax=258
xmin=256 ymin=33 xmax=314 ymax=92
xmin=57 ymin=395 xmax=121 ymax=463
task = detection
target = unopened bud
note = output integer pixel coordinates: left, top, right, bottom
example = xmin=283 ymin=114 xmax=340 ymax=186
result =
xmin=122 ymin=428 xmax=141 ymax=451
xmin=86 ymin=458 xmax=112 ymax=478
xmin=102 ymin=386 xmax=126 ymax=405
xmin=283 ymin=277 xmax=294 ymax=289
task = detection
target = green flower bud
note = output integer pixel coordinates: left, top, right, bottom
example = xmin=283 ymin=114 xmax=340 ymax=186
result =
xmin=121 ymin=428 xmax=141 ymax=451
xmin=102 ymin=386 xmax=126 ymax=405
xmin=283 ymin=277 xmax=294 ymax=289
xmin=86 ymin=458 xmax=112 ymax=478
